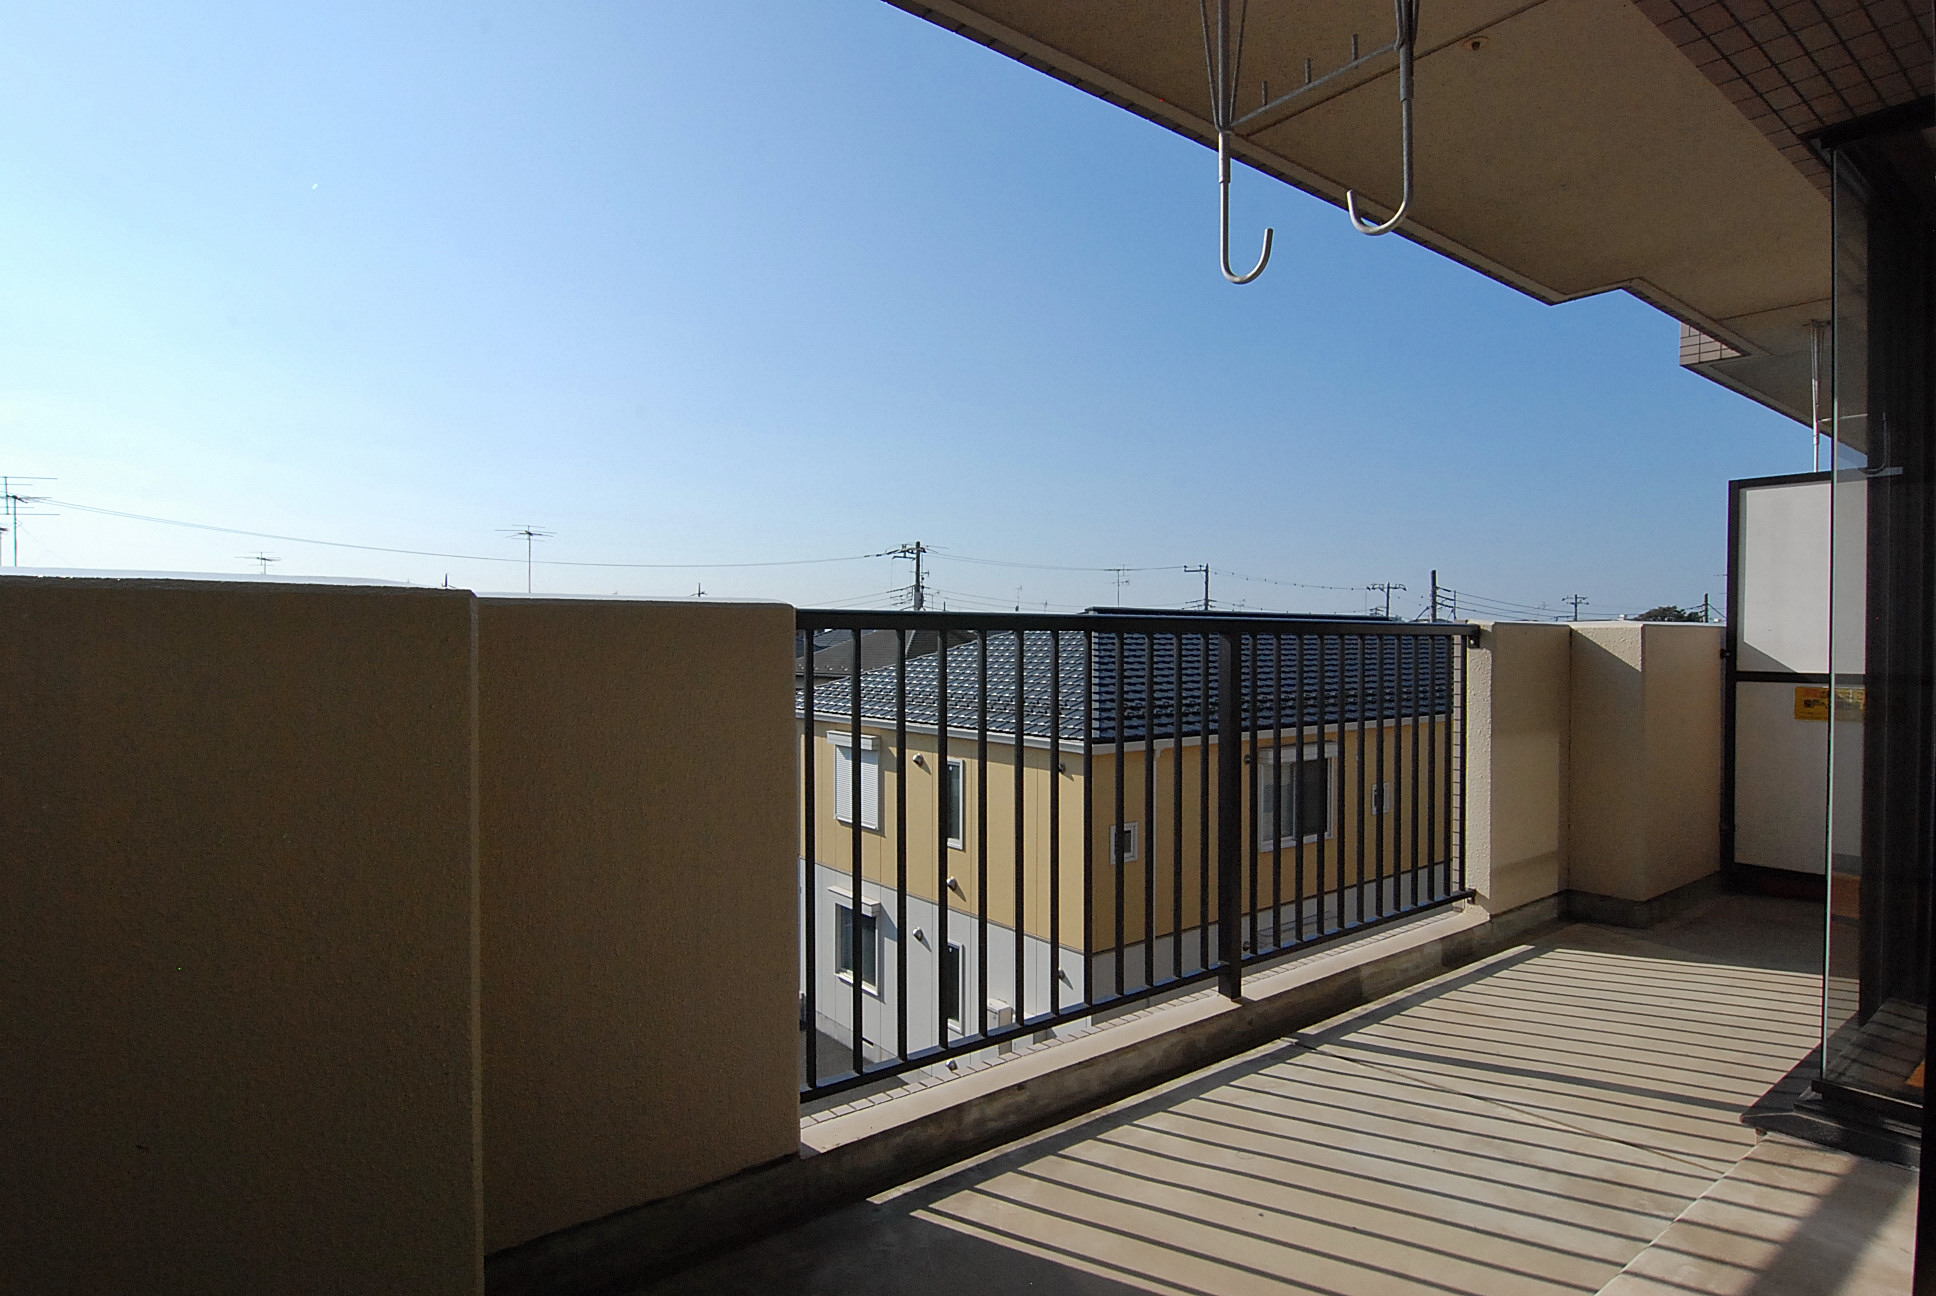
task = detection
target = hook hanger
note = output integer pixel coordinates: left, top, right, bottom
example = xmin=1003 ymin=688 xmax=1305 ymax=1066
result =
xmin=1345 ymin=0 xmax=1419 ymax=236
xmin=1201 ymin=0 xmax=1272 ymax=283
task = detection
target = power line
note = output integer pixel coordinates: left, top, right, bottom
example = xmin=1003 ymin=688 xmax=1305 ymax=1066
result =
xmin=45 ymin=497 xmax=890 ymax=570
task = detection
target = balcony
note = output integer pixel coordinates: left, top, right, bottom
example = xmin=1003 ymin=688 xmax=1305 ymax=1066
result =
xmin=4 ymin=576 xmax=1897 ymax=1295
xmin=648 ymin=891 xmax=1914 ymax=1296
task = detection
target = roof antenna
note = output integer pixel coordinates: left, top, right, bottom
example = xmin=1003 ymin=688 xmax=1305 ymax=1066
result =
xmin=1200 ymin=0 xmax=1272 ymax=283
xmin=1345 ymin=0 xmax=1420 ymax=236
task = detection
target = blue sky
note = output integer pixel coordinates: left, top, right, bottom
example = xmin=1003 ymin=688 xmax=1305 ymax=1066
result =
xmin=0 ymin=0 xmax=1802 ymax=618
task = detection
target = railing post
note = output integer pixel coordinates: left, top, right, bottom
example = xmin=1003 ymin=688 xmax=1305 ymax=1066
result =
xmin=1217 ymin=631 xmax=1244 ymax=1000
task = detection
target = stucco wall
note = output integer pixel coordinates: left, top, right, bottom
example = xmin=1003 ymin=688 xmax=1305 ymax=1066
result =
xmin=479 ymin=598 xmax=800 ymax=1254
xmin=0 ymin=577 xmax=482 ymax=1296
xmin=1468 ymin=620 xmax=1724 ymax=914
xmin=1466 ymin=621 xmax=1573 ymax=914
xmin=1571 ymin=622 xmax=1724 ymax=901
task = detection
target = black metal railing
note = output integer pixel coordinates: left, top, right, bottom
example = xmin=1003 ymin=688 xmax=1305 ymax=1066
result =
xmin=797 ymin=609 xmax=1475 ymax=1101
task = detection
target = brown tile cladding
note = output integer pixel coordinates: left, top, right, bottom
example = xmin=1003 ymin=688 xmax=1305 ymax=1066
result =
xmin=1631 ymin=0 xmax=1932 ymax=191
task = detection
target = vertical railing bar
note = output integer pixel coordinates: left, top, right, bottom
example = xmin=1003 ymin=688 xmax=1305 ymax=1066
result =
xmin=896 ymin=629 xmax=910 ymax=1062
xmin=1113 ymin=632 xmax=1127 ymax=997
xmin=1013 ymin=629 xmax=1026 ymax=1027
xmin=1199 ymin=634 xmax=1211 ymax=972
xmin=1353 ymin=635 xmax=1367 ymax=928
xmin=1271 ymin=634 xmax=1284 ymax=952
xmin=1293 ymin=633 xmax=1307 ymax=943
xmin=1315 ymin=634 xmax=1329 ymax=937
xmin=849 ymin=627 xmax=865 ymax=1077
xmin=937 ymin=632 xmax=951 ymax=1050
xmin=1374 ymin=634 xmax=1386 ymax=921
xmin=1409 ymin=636 xmax=1421 ymax=910
xmin=1082 ymin=632 xmax=1095 ymax=1008
xmin=1426 ymin=635 xmax=1438 ymax=902
xmin=1246 ymin=635 xmax=1260 ymax=960
xmin=802 ymin=628 xmax=818 ymax=1089
xmin=1457 ymin=635 xmax=1469 ymax=894
xmin=1143 ymin=632 xmax=1157 ymax=991
xmin=1050 ymin=630 xmax=1063 ymax=1016
xmin=1216 ymin=631 xmax=1243 ymax=999
xmin=1424 ymin=635 xmax=1440 ymax=898
xmin=976 ymin=631 xmax=990 ymax=1041
xmin=1172 ymin=633 xmax=1185 ymax=980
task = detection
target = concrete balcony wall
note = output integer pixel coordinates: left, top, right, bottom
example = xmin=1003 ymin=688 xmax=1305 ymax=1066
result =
xmin=478 ymin=598 xmax=800 ymax=1254
xmin=0 ymin=577 xmax=483 ymax=1296
xmin=1467 ymin=620 xmax=1726 ymax=919
xmin=1569 ymin=622 xmax=1726 ymax=904
xmin=1466 ymin=621 xmax=1573 ymax=913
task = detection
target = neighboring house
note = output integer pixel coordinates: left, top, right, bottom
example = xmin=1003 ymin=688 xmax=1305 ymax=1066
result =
xmin=798 ymin=620 xmax=1457 ymax=1072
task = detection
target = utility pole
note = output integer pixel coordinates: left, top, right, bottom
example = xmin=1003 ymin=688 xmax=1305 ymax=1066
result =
xmin=890 ymin=542 xmax=928 ymax=610
xmin=1429 ymin=570 xmax=1439 ymax=622
xmin=1368 ymin=582 xmax=1407 ymax=619
xmin=1701 ymin=592 xmax=1713 ymax=623
xmin=1107 ymin=567 xmax=1131 ymax=605
xmin=500 ymin=526 xmax=553 ymax=594
xmin=1564 ymin=593 xmax=1589 ymax=621
xmin=1 ymin=476 xmax=56 ymax=567
xmin=1185 ymin=564 xmax=1211 ymax=611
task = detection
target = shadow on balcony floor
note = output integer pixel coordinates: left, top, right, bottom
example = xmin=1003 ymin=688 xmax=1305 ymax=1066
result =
xmin=635 ymin=894 xmax=1912 ymax=1296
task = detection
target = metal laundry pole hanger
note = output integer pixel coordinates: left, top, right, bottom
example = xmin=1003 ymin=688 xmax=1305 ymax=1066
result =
xmin=1345 ymin=0 xmax=1419 ymax=236
xmin=1201 ymin=0 xmax=1273 ymax=283
xmin=1200 ymin=0 xmax=1424 ymax=280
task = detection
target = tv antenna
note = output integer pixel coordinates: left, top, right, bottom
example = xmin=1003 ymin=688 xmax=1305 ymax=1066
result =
xmin=500 ymin=526 xmax=553 ymax=593
xmin=240 ymin=552 xmax=281 ymax=576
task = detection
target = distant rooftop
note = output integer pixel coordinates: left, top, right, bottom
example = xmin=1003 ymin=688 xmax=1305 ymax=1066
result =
xmin=800 ymin=627 xmax=1456 ymax=744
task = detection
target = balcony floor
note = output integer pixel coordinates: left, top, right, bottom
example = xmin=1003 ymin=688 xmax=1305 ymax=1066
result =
xmin=639 ymin=894 xmax=1915 ymax=1296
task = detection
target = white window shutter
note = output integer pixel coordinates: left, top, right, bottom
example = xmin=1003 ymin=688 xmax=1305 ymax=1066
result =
xmin=833 ymin=740 xmax=881 ymax=830
xmin=834 ymin=744 xmax=855 ymax=823
xmin=860 ymin=747 xmax=880 ymax=829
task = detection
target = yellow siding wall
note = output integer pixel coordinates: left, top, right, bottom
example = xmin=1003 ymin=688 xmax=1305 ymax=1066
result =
xmin=802 ymin=717 xmax=1452 ymax=953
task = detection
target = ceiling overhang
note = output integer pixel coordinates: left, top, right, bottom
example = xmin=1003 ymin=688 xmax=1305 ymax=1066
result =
xmin=886 ymin=0 xmax=1933 ymax=426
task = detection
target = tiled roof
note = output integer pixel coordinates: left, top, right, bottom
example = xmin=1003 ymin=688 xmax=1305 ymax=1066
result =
xmin=800 ymin=628 xmax=1458 ymax=744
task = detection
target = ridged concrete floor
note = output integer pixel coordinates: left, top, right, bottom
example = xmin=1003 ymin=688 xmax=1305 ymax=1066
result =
xmin=638 ymin=895 xmax=1914 ymax=1296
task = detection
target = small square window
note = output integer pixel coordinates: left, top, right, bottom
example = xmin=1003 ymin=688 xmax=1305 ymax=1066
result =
xmin=1111 ymin=822 xmax=1139 ymax=863
xmin=1260 ymin=752 xmax=1332 ymax=844
xmin=835 ymin=902 xmax=878 ymax=990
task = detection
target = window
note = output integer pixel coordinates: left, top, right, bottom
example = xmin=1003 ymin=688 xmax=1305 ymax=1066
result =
xmin=1260 ymin=751 xmax=1331 ymax=844
xmin=831 ymin=732 xmax=880 ymax=830
xmin=943 ymin=757 xmax=966 ymax=849
xmin=835 ymin=901 xmax=878 ymax=990
xmin=1370 ymin=781 xmax=1393 ymax=816
xmin=942 ymin=942 xmax=964 ymax=1031
xmin=1110 ymin=822 xmax=1139 ymax=863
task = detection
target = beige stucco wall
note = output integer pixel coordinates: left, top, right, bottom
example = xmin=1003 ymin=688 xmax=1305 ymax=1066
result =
xmin=1467 ymin=619 xmax=1725 ymax=914
xmin=1569 ymin=622 xmax=1724 ymax=902
xmin=0 ymin=577 xmax=482 ymax=1296
xmin=479 ymin=598 xmax=800 ymax=1254
xmin=1466 ymin=621 xmax=1573 ymax=914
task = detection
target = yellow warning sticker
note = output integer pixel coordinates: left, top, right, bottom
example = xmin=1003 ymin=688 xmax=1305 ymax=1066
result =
xmin=1796 ymin=686 xmax=1865 ymax=721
